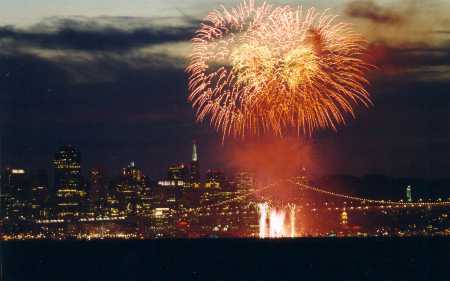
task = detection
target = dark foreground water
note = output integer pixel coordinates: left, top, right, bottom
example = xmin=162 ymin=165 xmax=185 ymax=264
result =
xmin=2 ymin=238 xmax=449 ymax=281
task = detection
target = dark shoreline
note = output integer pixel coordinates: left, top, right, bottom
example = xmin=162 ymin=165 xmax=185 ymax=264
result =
xmin=2 ymin=237 xmax=450 ymax=281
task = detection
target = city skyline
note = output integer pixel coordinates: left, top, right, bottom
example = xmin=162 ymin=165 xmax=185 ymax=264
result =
xmin=1 ymin=140 xmax=241 ymax=181
xmin=4 ymin=138 xmax=449 ymax=185
xmin=2 ymin=139 xmax=449 ymax=241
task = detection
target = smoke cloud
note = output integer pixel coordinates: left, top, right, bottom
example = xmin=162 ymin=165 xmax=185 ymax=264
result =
xmin=225 ymin=137 xmax=318 ymax=185
xmin=345 ymin=0 xmax=403 ymax=24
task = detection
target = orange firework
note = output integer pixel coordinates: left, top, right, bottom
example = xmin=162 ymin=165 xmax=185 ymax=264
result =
xmin=186 ymin=0 xmax=372 ymax=139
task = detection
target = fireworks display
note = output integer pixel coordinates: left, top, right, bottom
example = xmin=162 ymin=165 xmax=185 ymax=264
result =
xmin=187 ymin=0 xmax=372 ymax=138
xmin=258 ymin=202 xmax=268 ymax=238
xmin=258 ymin=203 xmax=296 ymax=238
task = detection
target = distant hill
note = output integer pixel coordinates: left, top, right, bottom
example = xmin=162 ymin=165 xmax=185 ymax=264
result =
xmin=311 ymin=174 xmax=450 ymax=201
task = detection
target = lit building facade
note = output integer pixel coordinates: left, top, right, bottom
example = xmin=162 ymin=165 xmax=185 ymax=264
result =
xmin=158 ymin=163 xmax=189 ymax=188
xmin=122 ymin=162 xmax=143 ymax=182
xmin=30 ymin=169 xmax=49 ymax=221
xmin=205 ymin=169 xmax=224 ymax=189
xmin=53 ymin=145 xmax=85 ymax=220
xmin=115 ymin=162 xmax=146 ymax=217
xmin=1 ymin=168 xmax=30 ymax=231
xmin=87 ymin=168 xmax=107 ymax=217
xmin=235 ymin=172 xmax=255 ymax=190
xmin=168 ymin=164 xmax=189 ymax=182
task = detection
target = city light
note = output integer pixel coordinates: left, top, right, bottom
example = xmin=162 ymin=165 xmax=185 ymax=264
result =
xmin=11 ymin=169 xmax=25 ymax=174
xmin=1 ymin=143 xmax=449 ymax=241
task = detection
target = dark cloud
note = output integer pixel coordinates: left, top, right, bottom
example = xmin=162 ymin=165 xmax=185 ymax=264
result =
xmin=312 ymin=37 xmax=450 ymax=178
xmin=0 ymin=16 xmax=196 ymax=85
xmin=0 ymin=16 xmax=198 ymax=52
xmin=365 ymin=42 xmax=450 ymax=82
xmin=434 ymin=30 xmax=450 ymax=35
xmin=345 ymin=0 xmax=404 ymax=24
xmin=0 ymin=15 xmax=449 ymax=179
xmin=0 ymin=16 xmax=200 ymax=177
xmin=0 ymin=50 xmax=200 ymax=178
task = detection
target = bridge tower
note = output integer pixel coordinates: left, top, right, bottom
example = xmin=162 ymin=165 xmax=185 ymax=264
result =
xmin=406 ymin=185 xmax=412 ymax=202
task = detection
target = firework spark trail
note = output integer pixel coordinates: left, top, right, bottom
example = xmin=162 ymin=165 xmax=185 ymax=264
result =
xmin=258 ymin=202 xmax=268 ymax=238
xmin=187 ymin=0 xmax=372 ymax=139
xmin=269 ymin=208 xmax=286 ymax=238
xmin=288 ymin=203 xmax=296 ymax=238
xmin=258 ymin=203 xmax=297 ymax=238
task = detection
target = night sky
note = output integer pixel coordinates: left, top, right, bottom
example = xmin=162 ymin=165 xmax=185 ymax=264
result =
xmin=0 ymin=0 xmax=449 ymax=179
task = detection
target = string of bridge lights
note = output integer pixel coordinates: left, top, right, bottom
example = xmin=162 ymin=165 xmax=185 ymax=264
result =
xmin=287 ymin=180 xmax=450 ymax=207
xmin=182 ymin=181 xmax=279 ymax=214
xmin=180 ymin=179 xmax=450 ymax=216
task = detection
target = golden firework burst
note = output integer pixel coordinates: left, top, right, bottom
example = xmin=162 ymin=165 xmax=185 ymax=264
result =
xmin=186 ymin=0 xmax=373 ymax=139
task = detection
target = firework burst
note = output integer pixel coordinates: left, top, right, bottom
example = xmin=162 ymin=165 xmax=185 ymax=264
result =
xmin=187 ymin=0 xmax=373 ymax=139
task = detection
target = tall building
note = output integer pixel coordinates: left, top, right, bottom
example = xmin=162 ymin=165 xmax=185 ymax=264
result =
xmin=168 ymin=164 xmax=189 ymax=182
xmin=158 ymin=163 xmax=189 ymax=188
xmin=87 ymin=168 xmax=107 ymax=217
xmin=235 ymin=172 xmax=255 ymax=190
xmin=122 ymin=161 xmax=143 ymax=182
xmin=53 ymin=145 xmax=85 ymax=220
xmin=115 ymin=162 xmax=145 ymax=216
xmin=406 ymin=185 xmax=412 ymax=203
xmin=0 ymin=169 xmax=9 ymax=220
xmin=30 ymin=169 xmax=49 ymax=220
xmin=1 ymin=168 xmax=29 ymax=225
xmin=205 ymin=169 xmax=224 ymax=189
xmin=190 ymin=140 xmax=200 ymax=188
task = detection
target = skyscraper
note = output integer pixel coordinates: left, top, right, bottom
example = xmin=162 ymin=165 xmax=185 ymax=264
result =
xmin=168 ymin=164 xmax=189 ymax=182
xmin=235 ymin=172 xmax=255 ymax=190
xmin=1 ymin=167 xmax=30 ymax=230
xmin=190 ymin=140 xmax=200 ymax=188
xmin=115 ymin=162 xmax=145 ymax=216
xmin=87 ymin=168 xmax=107 ymax=217
xmin=30 ymin=169 xmax=49 ymax=220
xmin=163 ymin=163 xmax=189 ymax=187
xmin=205 ymin=169 xmax=224 ymax=189
xmin=122 ymin=161 xmax=143 ymax=182
xmin=53 ymin=145 xmax=85 ymax=220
